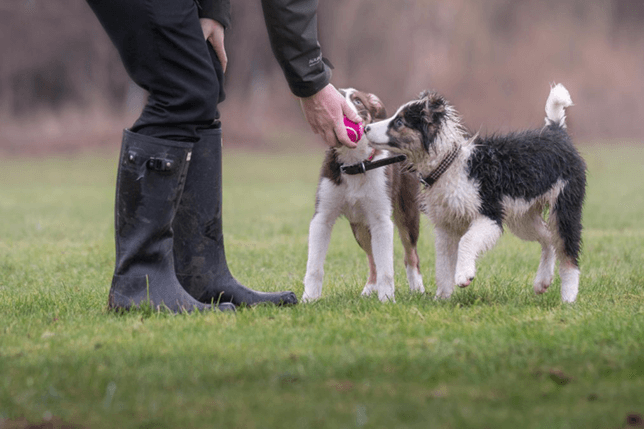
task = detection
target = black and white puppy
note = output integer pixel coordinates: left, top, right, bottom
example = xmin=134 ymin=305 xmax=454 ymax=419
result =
xmin=365 ymin=84 xmax=586 ymax=302
xmin=303 ymin=88 xmax=425 ymax=303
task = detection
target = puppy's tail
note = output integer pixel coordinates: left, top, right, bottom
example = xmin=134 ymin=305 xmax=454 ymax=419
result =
xmin=544 ymin=83 xmax=573 ymax=128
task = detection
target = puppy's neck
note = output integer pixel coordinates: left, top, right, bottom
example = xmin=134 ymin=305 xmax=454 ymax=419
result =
xmin=414 ymin=127 xmax=474 ymax=179
xmin=334 ymin=137 xmax=378 ymax=165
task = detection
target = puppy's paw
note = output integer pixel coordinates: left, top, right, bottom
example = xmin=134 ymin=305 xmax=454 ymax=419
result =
xmin=533 ymin=279 xmax=551 ymax=295
xmin=361 ymin=282 xmax=377 ymax=297
xmin=378 ymin=291 xmax=396 ymax=303
xmin=376 ymin=277 xmax=395 ymax=303
xmin=455 ymin=261 xmax=475 ymax=288
xmin=301 ymin=292 xmax=320 ymax=303
xmin=455 ymin=272 xmax=474 ymax=288
xmin=406 ymin=266 xmax=425 ymax=294
xmin=561 ymin=291 xmax=577 ymax=303
xmin=434 ymin=289 xmax=452 ymax=300
xmin=533 ymin=271 xmax=553 ymax=294
xmin=434 ymin=278 xmax=454 ymax=300
xmin=303 ymin=271 xmax=323 ymax=303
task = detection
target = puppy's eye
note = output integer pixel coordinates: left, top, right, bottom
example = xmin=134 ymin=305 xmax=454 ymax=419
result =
xmin=353 ymin=98 xmax=362 ymax=106
xmin=394 ymin=118 xmax=404 ymax=129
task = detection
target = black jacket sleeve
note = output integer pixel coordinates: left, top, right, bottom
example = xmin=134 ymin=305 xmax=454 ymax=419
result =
xmin=261 ymin=0 xmax=331 ymax=98
xmin=198 ymin=0 xmax=232 ymax=29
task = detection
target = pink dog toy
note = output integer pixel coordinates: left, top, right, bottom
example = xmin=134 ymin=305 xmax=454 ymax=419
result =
xmin=343 ymin=116 xmax=363 ymax=143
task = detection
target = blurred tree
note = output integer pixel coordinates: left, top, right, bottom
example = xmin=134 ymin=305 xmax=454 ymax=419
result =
xmin=0 ymin=0 xmax=642 ymax=146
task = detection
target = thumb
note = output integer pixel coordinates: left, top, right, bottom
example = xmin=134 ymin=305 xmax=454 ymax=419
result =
xmin=342 ymin=101 xmax=362 ymax=125
xmin=334 ymin=117 xmax=357 ymax=148
xmin=210 ymin=38 xmax=228 ymax=73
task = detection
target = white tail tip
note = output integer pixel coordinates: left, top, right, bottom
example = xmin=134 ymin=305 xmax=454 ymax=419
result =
xmin=545 ymin=83 xmax=573 ymax=128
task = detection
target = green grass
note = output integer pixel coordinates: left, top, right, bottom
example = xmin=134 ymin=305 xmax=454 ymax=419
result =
xmin=1 ymin=141 xmax=643 ymax=428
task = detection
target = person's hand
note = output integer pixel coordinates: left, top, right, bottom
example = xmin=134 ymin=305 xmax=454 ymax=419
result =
xmin=200 ymin=18 xmax=227 ymax=73
xmin=300 ymin=84 xmax=363 ymax=148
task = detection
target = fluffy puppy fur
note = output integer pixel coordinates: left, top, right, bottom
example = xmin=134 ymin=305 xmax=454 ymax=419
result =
xmin=303 ymin=88 xmax=425 ymax=302
xmin=365 ymin=84 xmax=586 ymax=302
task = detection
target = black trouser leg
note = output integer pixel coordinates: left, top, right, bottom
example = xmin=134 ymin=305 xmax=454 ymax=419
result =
xmin=87 ymin=0 xmax=293 ymax=309
xmin=87 ymin=0 xmax=229 ymax=311
xmin=85 ymin=0 xmax=225 ymax=141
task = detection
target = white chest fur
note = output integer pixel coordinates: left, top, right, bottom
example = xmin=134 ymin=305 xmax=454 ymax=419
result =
xmin=317 ymin=153 xmax=393 ymax=223
xmin=421 ymin=159 xmax=481 ymax=234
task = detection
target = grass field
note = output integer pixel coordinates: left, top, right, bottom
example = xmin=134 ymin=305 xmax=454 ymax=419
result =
xmin=1 ymin=140 xmax=643 ymax=428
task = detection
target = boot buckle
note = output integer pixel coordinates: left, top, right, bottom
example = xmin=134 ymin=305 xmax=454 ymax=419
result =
xmin=146 ymin=157 xmax=175 ymax=172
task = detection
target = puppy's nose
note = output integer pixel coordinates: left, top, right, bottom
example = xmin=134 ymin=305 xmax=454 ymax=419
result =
xmin=364 ymin=125 xmax=371 ymax=133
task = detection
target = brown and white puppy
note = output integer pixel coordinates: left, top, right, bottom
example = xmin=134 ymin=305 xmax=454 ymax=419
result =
xmin=365 ymin=84 xmax=586 ymax=303
xmin=302 ymin=88 xmax=425 ymax=302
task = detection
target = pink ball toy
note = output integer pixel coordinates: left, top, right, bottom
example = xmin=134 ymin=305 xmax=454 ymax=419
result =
xmin=343 ymin=116 xmax=363 ymax=143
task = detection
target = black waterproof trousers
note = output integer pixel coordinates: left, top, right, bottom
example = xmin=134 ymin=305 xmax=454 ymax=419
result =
xmin=86 ymin=0 xmax=225 ymax=141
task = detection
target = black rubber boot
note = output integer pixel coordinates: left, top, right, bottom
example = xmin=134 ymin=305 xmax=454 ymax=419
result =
xmin=173 ymin=127 xmax=298 ymax=306
xmin=108 ymin=130 xmax=235 ymax=313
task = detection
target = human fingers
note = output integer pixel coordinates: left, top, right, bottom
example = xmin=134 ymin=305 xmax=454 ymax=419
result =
xmin=342 ymin=98 xmax=362 ymax=125
xmin=210 ymin=36 xmax=228 ymax=73
xmin=200 ymin=18 xmax=227 ymax=72
xmin=334 ymin=117 xmax=357 ymax=148
xmin=300 ymin=84 xmax=358 ymax=148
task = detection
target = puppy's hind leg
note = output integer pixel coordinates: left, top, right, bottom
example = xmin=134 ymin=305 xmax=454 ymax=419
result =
xmin=392 ymin=184 xmax=425 ymax=294
xmin=551 ymin=185 xmax=584 ymax=303
xmin=363 ymin=254 xmax=378 ymax=297
xmin=404 ymin=246 xmax=425 ymax=294
xmin=506 ymin=208 xmax=556 ymax=294
xmin=350 ymin=223 xmax=377 ymax=297
xmin=303 ymin=212 xmax=337 ymax=302
xmin=558 ymin=258 xmax=580 ymax=303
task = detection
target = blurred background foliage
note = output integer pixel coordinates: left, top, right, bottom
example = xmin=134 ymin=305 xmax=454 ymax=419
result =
xmin=1 ymin=0 xmax=642 ymax=153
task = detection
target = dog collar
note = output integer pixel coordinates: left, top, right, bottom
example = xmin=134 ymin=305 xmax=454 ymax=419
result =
xmin=340 ymin=151 xmax=407 ymax=175
xmin=420 ymin=146 xmax=460 ymax=187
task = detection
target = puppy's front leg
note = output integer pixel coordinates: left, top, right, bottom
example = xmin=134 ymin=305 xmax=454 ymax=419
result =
xmin=303 ymin=212 xmax=337 ymax=302
xmin=434 ymin=226 xmax=459 ymax=299
xmin=455 ymin=216 xmax=502 ymax=288
xmin=369 ymin=216 xmax=395 ymax=302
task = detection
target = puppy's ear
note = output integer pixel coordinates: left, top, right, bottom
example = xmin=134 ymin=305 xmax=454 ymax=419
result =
xmin=433 ymin=105 xmax=446 ymax=126
xmin=366 ymin=93 xmax=387 ymax=120
xmin=422 ymin=93 xmax=446 ymax=124
xmin=419 ymin=91 xmax=445 ymax=152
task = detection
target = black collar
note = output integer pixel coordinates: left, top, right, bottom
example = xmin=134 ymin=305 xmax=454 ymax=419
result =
xmin=340 ymin=153 xmax=407 ymax=175
xmin=419 ymin=146 xmax=460 ymax=188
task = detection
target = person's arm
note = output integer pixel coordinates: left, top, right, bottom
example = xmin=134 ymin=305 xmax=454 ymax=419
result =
xmin=261 ymin=0 xmax=328 ymax=98
xmin=261 ymin=0 xmax=360 ymax=147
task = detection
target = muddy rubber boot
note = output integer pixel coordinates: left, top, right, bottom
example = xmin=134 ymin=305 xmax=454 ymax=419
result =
xmin=173 ymin=126 xmax=298 ymax=306
xmin=108 ymin=130 xmax=235 ymax=313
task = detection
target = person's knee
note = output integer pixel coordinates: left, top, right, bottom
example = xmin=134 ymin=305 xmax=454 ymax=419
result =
xmin=182 ymin=79 xmax=220 ymax=125
xmin=136 ymin=74 xmax=221 ymax=139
